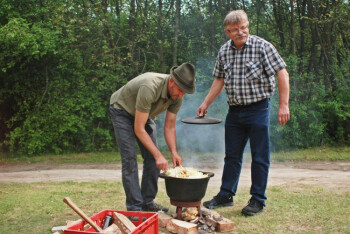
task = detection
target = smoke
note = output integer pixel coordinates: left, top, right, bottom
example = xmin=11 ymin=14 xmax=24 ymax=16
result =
xmin=173 ymin=90 xmax=227 ymax=167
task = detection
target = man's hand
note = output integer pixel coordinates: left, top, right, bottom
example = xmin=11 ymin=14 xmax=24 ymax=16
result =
xmin=197 ymin=78 xmax=224 ymax=117
xmin=155 ymin=155 xmax=169 ymax=171
xmin=278 ymin=104 xmax=290 ymax=126
xmin=197 ymin=103 xmax=208 ymax=117
xmin=171 ymin=152 xmax=183 ymax=167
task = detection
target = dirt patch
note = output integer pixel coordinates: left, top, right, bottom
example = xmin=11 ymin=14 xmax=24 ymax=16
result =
xmin=0 ymin=161 xmax=350 ymax=192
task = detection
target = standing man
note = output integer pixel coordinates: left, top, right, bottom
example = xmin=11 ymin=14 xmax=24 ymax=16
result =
xmin=198 ymin=10 xmax=290 ymax=216
xmin=110 ymin=63 xmax=195 ymax=213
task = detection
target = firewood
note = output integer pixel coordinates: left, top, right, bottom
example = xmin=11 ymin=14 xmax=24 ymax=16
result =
xmin=112 ymin=212 xmax=136 ymax=234
xmin=166 ymin=218 xmax=198 ymax=234
xmin=158 ymin=212 xmax=173 ymax=228
xmin=216 ymin=217 xmax=235 ymax=232
xmin=102 ymin=223 xmax=123 ymax=234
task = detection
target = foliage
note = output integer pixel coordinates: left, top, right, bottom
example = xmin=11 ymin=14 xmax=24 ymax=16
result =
xmin=0 ymin=0 xmax=349 ymax=156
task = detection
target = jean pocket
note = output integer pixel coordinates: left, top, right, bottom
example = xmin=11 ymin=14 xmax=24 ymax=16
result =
xmin=245 ymin=61 xmax=263 ymax=81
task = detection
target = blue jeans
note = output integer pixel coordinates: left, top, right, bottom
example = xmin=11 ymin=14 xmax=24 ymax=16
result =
xmin=218 ymin=99 xmax=270 ymax=205
xmin=109 ymin=105 xmax=159 ymax=211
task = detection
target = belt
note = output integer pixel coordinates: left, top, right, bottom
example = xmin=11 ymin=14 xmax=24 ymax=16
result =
xmin=229 ymin=98 xmax=269 ymax=110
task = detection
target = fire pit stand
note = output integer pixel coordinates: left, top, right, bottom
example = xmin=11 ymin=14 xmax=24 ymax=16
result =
xmin=170 ymin=199 xmax=201 ymax=220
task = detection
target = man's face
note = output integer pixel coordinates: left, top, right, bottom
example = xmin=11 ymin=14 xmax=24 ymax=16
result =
xmin=225 ymin=20 xmax=249 ymax=49
xmin=168 ymin=78 xmax=186 ymax=100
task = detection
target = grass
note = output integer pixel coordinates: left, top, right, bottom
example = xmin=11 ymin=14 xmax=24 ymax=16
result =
xmin=1 ymin=146 xmax=349 ymax=165
xmin=0 ymin=182 xmax=349 ymax=233
xmin=0 ymin=152 xmax=123 ymax=164
xmin=0 ymin=146 xmax=349 ymax=233
xmin=271 ymin=146 xmax=350 ymax=161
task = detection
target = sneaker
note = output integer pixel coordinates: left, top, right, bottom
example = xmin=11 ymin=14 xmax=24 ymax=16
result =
xmin=203 ymin=195 xmax=233 ymax=209
xmin=142 ymin=202 xmax=169 ymax=213
xmin=241 ymin=198 xmax=264 ymax=216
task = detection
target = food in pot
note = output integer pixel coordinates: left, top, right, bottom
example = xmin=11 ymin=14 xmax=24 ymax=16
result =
xmin=165 ymin=166 xmax=208 ymax=178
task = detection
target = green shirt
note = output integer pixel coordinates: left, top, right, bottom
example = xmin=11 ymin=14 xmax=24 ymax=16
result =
xmin=110 ymin=72 xmax=183 ymax=118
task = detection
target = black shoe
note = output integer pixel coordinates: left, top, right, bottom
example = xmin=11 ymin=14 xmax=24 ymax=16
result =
xmin=126 ymin=208 xmax=141 ymax=222
xmin=203 ymin=195 xmax=233 ymax=209
xmin=142 ymin=202 xmax=169 ymax=213
xmin=241 ymin=198 xmax=264 ymax=216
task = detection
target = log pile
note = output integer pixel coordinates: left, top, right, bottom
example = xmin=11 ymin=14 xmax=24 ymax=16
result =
xmin=159 ymin=207 xmax=235 ymax=233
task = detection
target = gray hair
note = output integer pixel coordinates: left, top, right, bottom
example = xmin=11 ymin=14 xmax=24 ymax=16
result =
xmin=223 ymin=10 xmax=249 ymax=27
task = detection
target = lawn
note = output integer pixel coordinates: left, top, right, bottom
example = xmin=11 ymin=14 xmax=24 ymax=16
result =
xmin=0 ymin=146 xmax=349 ymax=233
xmin=0 ymin=181 xmax=349 ymax=233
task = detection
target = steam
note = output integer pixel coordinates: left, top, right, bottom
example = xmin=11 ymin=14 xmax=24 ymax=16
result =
xmin=174 ymin=91 xmax=226 ymax=167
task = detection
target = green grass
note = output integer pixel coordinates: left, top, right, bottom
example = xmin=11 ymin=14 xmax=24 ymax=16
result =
xmin=271 ymin=146 xmax=350 ymax=161
xmin=1 ymin=146 xmax=349 ymax=165
xmin=0 ymin=182 xmax=349 ymax=233
xmin=0 ymin=146 xmax=349 ymax=233
xmin=0 ymin=151 xmax=122 ymax=164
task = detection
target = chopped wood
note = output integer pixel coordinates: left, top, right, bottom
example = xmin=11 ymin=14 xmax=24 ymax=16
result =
xmin=158 ymin=212 xmax=173 ymax=228
xmin=51 ymin=226 xmax=66 ymax=233
xmin=113 ymin=212 xmax=136 ymax=234
xmin=166 ymin=219 xmax=198 ymax=234
xmin=167 ymin=206 xmax=234 ymax=233
xmin=205 ymin=216 xmax=218 ymax=228
xmin=216 ymin=217 xmax=235 ymax=232
xmin=102 ymin=223 xmax=123 ymax=234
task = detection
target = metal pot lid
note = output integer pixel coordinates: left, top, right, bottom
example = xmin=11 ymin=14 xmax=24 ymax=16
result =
xmin=181 ymin=116 xmax=222 ymax=124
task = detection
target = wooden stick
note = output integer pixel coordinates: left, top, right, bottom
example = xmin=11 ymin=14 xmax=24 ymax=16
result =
xmin=63 ymin=197 xmax=103 ymax=232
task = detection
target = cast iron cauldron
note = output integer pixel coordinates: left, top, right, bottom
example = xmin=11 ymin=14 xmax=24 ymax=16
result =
xmin=159 ymin=171 xmax=214 ymax=202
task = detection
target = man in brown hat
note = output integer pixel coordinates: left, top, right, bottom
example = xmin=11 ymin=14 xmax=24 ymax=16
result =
xmin=109 ymin=62 xmax=196 ymax=213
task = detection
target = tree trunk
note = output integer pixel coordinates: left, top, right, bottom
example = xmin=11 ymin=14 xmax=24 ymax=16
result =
xmin=272 ymin=0 xmax=286 ymax=49
xmin=289 ymin=0 xmax=297 ymax=55
xmin=157 ymin=0 xmax=166 ymax=72
xmin=296 ymin=0 xmax=307 ymax=72
xmin=128 ymin=0 xmax=136 ymax=68
xmin=208 ymin=0 xmax=216 ymax=57
xmin=172 ymin=0 xmax=181 ymax=66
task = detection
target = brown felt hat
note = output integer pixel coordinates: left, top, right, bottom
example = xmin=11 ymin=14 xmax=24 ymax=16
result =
xmin=170 ymin=62 xmax=196 ymax=94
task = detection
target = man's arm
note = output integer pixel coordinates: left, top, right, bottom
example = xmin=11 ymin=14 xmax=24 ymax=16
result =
xmin=134 ymin=109 xmax=169 ymax=171
xmin=164 ymin=110 xmax=182 ymax=167
xmin=197 ymin=78 xmax=225 ymax=116
xmin=276 ymin=68 xmax=290 ymax=126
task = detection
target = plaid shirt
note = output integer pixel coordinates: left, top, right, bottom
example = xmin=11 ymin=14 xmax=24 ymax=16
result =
xmin=213 ymin=35 xmax=286 ymax=106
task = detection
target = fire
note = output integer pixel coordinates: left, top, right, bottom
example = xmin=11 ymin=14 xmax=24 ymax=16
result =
xmin=182 ymin=207 xmax=198 ymax=221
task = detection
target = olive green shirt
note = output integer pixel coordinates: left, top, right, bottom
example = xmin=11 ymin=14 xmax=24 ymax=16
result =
xmin=110 ymin=72 xmax=182 ymax=118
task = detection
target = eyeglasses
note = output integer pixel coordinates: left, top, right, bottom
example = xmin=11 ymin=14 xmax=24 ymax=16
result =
xmin=226 ymin=25 xmax=249 ymax=34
